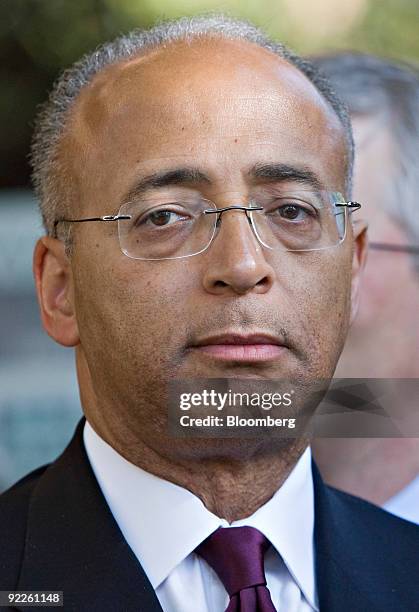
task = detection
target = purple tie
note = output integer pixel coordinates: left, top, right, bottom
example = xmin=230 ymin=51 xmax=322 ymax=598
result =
xmin=195 ymin=526 xmax=277 ymax=612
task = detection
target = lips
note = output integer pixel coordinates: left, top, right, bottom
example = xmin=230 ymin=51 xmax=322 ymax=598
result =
xmin=194 ymin=333 xmax=281 ymax=345
xmin=188 ymin=332 xmax=287 ymax=362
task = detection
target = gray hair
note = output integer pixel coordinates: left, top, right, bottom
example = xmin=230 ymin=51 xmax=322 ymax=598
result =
xmin=311 ymin=52 xmax=419 ymax=257
xmin=31 ymin=14 xmax=353 ymax=242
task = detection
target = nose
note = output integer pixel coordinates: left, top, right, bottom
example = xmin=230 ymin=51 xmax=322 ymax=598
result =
xmin=202 ymin=207 xmax=275 ymax=296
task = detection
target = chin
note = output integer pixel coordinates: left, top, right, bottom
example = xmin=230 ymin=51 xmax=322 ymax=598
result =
xmin=164 ymin=436 xmax=294 ymax=462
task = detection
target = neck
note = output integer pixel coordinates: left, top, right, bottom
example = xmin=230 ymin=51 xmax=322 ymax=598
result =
xmin=141 ymin=441 xmax=308 ymax=522
xmin=313 ymin=437 xmax=419 ymax=504
xmin=77 ymin=350 xmax=309 ymax=521
xmin=90 ymin=412 xmax=307 ymax=521
xmin=329 ymin=324 xmax=419 ymax=503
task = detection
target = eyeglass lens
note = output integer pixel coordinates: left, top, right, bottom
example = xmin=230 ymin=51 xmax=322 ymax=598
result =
xmin=117 ymin=190 xmax=347 ymax=260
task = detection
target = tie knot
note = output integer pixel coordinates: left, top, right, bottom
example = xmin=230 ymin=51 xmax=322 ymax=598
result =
xmin=195 ymin=526 xmax=270 ymax=597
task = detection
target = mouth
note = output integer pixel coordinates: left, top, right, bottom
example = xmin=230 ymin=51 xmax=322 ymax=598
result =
xmin=187 ymin=332 xmax=288 ymax=363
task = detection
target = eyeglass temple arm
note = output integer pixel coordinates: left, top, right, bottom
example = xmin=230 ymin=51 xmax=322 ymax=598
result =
xmin=369 ymin=242 xmax=419 ymax=255
xmin=54 ymin=215 xmax=132 ymax=227
xmin=335 ymin=201 xmax=361 ymax=210
xmin=53 ymin=214 xmax=131 ymax=235
xmin=334 ymin=204 xmax=419 ymax=253
xmin=333 ymin=203 xmax=419 ymax=254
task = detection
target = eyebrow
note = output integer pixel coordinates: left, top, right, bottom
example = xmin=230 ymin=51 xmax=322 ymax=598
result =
xmin=121 ymin=162 xmax=324 ymax=207
xmin=121 ymin=167 xmax=211 ymax=205
xmin=249 ymin=163 xmax=324 ymax=191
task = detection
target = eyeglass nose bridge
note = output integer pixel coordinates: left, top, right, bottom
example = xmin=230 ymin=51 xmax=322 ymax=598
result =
xmin=204 ymin=204 xmax=263 ymax=226
xmin=203 ymin=204 xmax=265 ymax=250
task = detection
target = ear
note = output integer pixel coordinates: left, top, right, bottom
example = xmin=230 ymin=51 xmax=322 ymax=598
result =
xmin=349 ymin=219 xmax=368 ymax=325
xmin=33 ymin=236 xmax=80 ymax=347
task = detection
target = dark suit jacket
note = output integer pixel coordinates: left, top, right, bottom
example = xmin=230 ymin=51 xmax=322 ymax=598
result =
xmin=1 ymin=419 xmax=418 ymax=611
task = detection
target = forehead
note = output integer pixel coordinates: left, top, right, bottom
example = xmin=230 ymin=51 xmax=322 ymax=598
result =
xmin=62 ymin=37 xmax=346 ymax=207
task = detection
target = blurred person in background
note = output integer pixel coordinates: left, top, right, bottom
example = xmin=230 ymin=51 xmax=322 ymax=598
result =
xmin=311 ymin=53 xmax=419 ymax=524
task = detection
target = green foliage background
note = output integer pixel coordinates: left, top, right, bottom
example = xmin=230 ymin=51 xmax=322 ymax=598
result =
xmin=1 ymin=0 xmax=418 ymax=188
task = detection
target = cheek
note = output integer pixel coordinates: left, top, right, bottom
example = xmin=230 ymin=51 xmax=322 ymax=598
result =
xmin=76 ymin=258 xmax=197 ymax=360
xmin=122 ymin=265 xmax=197 ymax=347
xmin=296 ymin=252 xmax=350 ymax=315
xmin=356 ymin=252 xmax=413 ymax=326
xmin=73 ymin=259 xmax=201 ymax=411
xmin=355 ymin=217 xmax=412 ymax=325
xmin=293 ymin=254 xmax=352 ymax=370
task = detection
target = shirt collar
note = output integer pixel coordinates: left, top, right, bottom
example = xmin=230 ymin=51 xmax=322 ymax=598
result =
xmin=83 ymin=421 xmax=317 ymax=609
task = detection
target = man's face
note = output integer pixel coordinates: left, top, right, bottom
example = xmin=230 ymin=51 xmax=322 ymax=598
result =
xmin=349 ymin=116 xmax=415 ymax=328
xmin=55 ymin=38 xmax=361 ymax=455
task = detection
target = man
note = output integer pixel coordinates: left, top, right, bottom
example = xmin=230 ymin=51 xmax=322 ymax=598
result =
xmin=311 ymin=53 xmax=419 ymax=524
xmin=0 ymin=16 xmax=418 ymax=611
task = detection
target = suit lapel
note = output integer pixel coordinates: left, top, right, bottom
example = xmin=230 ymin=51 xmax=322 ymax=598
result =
xmin=17 ymin=418 xmax=163 ymax=611
xmin=312 ymin=462 xmax=373 ymax=610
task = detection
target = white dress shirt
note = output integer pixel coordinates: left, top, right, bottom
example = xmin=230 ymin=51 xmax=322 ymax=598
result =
xmin=83 ymin=421 xmax=318 ymax=611
xmin=383 ymin=473 xmax=419 ymax=525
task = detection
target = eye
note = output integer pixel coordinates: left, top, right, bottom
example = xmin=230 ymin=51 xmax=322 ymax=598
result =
xmin=137 ymin=206 xmax=190 ymax=228
xmin=279 ymin=204 xmax=305 ymax=220
xmin=270 ymin=202 xmax=315 ymax=222
xmin=148 ymin=210 xmax=182 ymax=226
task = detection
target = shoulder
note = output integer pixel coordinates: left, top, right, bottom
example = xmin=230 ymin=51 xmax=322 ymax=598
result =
xmin=313 ymin=459 xmax=419 ymax=549
xmin=319 ymin=480 xmax=419 ymax=606
xmin=325 ymin=481 xmax=419 ymax=543
xmin=313 ymin=462 xmax=419 ymax=608
xmin=0 ymin=465 xmax=49 ymax=588
xmin=317 ymin=469 xmax=419 ymax=558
